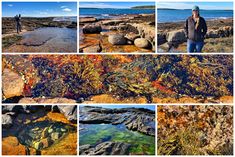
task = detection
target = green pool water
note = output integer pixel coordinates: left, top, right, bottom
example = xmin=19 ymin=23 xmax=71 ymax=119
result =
xmin=79 ymin=124 xmax=155 ymax=155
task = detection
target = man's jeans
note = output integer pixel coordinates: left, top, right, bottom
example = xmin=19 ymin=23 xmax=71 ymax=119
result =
xmin=187 ymin=39 xmax=204 ymax=52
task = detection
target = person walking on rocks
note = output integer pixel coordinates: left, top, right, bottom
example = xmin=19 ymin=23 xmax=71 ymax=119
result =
xmin=185 ymin=6 xmax=207 ymax=52
xmin=15 ymin=14 xmax=22 ymax=34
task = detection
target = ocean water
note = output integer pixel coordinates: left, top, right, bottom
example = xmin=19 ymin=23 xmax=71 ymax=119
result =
xmin=158 ymin=9 xmax=233 ymax=23
xmin=79 ymin=8 xmax=155 ymax=19
xmin=53 ymin=16 xmax=77 ymax=22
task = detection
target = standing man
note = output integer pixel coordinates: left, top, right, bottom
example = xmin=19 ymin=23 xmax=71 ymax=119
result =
xmin=15 ymin=14 xmax=22 ymax=34
xmin=184 ymin=6 xmax=207 ymax=52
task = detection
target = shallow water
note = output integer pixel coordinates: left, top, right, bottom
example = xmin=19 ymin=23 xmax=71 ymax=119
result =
xmin=79 ymin=124 xmax=155 ymax=155
xmin=5 ymin=27 xmax=77 ymax=53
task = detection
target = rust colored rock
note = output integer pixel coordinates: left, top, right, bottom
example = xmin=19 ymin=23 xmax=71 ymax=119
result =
xmin=2 ymin=68 xmax=24 ymax=99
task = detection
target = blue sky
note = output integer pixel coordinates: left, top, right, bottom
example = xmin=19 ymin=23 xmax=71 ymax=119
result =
xmin=79 ymin=2 xmax=155 ymax=8
xmin=2 ymin=2 xmax=77 ymax=17
xmin=158 ymin=2 xmax=233 ymax=10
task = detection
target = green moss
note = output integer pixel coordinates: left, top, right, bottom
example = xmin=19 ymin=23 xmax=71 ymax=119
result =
xmin=2 ymin=35 xmax=22 ymax=48
xmin=79 ymin=124 xmax=155 ymax=155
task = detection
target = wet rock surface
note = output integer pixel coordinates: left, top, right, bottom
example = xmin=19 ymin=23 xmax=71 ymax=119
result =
xmin=80 ymin=106 xmax=155 ymax=136
xmin=2 ymin=105 xmax=77 ymax=155
xmin=80 ymin=141 xmax=130 ymax=155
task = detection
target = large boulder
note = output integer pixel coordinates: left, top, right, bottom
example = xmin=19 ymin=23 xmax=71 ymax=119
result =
xmin=57 ymin=105 xmax=77 ymax=123
xmin=82 ymin=24 xmax=102 ymax=34
xmin=134 ymin=38 xmax=151 ymax=48
xmin=2 ymin=68 xmax=25 ymax=99
xmin=166 ymin=29 xmax=186 ymax=43
xmin=108 ymin=34 xmax=127 ymax=45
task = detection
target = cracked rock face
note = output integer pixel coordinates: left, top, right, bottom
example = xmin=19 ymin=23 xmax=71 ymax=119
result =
xmin=79 ymin=106 xmax=155 ymax=136
xmin=79 ymin=141 xmax=130 ymax=155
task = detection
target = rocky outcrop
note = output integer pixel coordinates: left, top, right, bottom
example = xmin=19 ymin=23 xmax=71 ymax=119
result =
xmin=2 ymin=68 xmax=25 ymax=99
xmin=82 ymin=24 xmax=102 ymax=34
xmin=2 ymin=105 xmax=77 ymax=124
xmin=79 ymin=106 xmax=155 ymax=136
xmin=79 ymin=142 xmax=130 ymax=155
xmin=57 ymin=105 xmax=77 ymax=123
xmin=80 ymin=17 xmax=97 ymax=23
xmin=108 ymin=34 xmax=127 ymax=45
xmin=102 ymin=20 xmax=123 ymax=25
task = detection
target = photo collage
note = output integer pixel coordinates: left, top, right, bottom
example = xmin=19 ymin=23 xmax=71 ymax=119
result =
xmin=1 ymin=0 xmax=234 ymax=156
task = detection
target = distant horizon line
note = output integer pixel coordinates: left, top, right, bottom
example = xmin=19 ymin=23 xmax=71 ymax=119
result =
xmin=158 ymin=8 xmax=233 ymax=11
xmin=2 ymin=15 xmax=77 ymax=18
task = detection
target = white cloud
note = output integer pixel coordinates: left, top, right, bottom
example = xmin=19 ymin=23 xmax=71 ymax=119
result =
xmin=62 ymin=8 xmax=72 ymax=12
xmin=61 ymin=6 xmax=67 ymax=8
xmin=8 ymin=4 xmax=13 ymax=7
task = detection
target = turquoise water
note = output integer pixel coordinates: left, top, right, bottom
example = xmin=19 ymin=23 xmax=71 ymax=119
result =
xmin=79 ymin=124 xmax=155 ymax=155
xmin=158 ymin=9 xmax=233 ymax=23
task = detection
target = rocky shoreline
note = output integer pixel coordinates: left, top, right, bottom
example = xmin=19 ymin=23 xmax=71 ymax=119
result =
xmin=80 ymin=14 xmax=155 ymax=53
xmin=79 ymin=106 xmax=155 ymax=155
xmin=2 ymin=17 xmax=77 ymax=51
xmin=2 ymin=105 xmax=77 ymax=155
xmin=158 ymin=18 xmax=233 ymax=52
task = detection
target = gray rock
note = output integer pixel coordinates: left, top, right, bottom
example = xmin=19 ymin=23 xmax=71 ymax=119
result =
xmin=134 ymin=38 xmax=151 ymax=48
xmin=166 ymin=29 xmax=186 ymax=43
xmin=80 ymin=142 xmax=130 ymax=155
xmin=83 ymin=24 xmax=102 ymax=34
xmin=2 ymin=114 xmax=13 ymax=128
xmin=57 ymin=105 xmax=77 ymax=123
xmin=2 ymin=68 xmax=25 ymax=99
xmin=108 ymin=34 xmax=127 ymax=45
xmin=125 ymin=33 xmax=140 ymax=42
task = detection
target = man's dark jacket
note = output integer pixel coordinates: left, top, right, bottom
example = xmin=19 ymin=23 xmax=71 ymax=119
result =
xmin=184 ymin=16 xmax=207 ymax=42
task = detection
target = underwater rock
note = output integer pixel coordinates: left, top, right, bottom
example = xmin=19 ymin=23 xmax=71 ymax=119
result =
xmin=79 ymin=106 xmax=155 ymax=136
xmin=83 ymin=44 xmax=102 ymax=53
xmin=79 ymin=142 xmax=130 ymax=155
xmin=2 ymin=68 xmax=24 ymax=99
